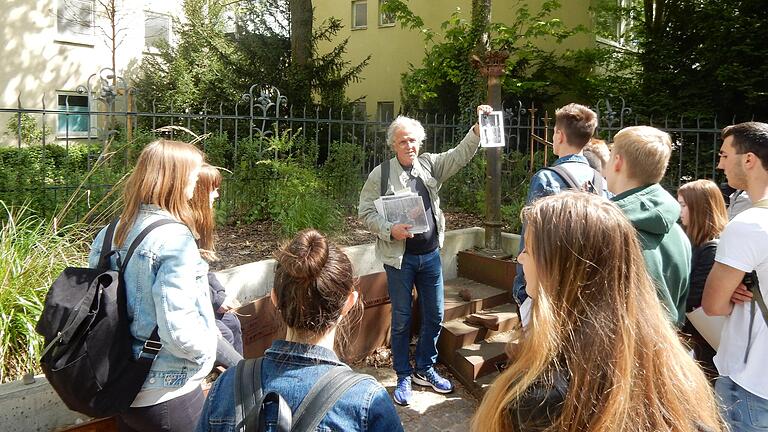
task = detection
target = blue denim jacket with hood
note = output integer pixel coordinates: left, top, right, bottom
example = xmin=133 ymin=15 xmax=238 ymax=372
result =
xmin=196 ymin=340 xmax=404 ymax=432
xmin=88 ymin=204 xmax=217 ymax=406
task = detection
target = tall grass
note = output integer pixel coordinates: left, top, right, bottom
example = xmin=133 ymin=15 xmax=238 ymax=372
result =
xmin=0 ymin=204 xmax=91 ymax=383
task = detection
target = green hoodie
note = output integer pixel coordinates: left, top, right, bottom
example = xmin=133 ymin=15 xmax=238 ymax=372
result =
xmin=612 ymin=184 xmax=692 ymax=326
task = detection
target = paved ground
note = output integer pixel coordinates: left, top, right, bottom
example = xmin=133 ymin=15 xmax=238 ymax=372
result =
xmin=354 ymin=365 xmax=479 ymax=432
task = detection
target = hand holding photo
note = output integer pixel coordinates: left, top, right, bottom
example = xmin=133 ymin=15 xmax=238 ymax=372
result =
xmin=479 ymin=111 xmax=505 ymax=147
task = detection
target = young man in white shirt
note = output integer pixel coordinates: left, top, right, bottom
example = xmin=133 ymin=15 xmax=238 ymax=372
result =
xmin=703 ymin=122 xmax=768 ymax=432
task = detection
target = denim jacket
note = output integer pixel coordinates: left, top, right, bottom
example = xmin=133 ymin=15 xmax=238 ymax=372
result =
xmin=358 ymin=129 xmax=480 ymax=269
xmin=196 ymin=340 xmax=404 ymax=432
xmin=512 ymin=155 xmax=609 ymax=303
xmin=88 ymin=204 xmax=217 ymax=402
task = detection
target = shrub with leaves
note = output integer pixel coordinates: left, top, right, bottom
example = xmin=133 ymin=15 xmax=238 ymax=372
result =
xmin=0 ymin=204 xmax=90 ymax=383
xmin=266 ymin=162 xmax=341 ymax=237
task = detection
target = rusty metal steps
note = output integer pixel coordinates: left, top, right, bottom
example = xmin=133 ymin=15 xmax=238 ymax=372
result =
xmin=438 ymin=302 xmax=519 ymax=357
xmin=442 ymin=278 xmax=509 ymax=321
xmin=452 ymin=329 xmax=518 ymax=380
xmin=437 ymin=274 xmax=521 ymax=399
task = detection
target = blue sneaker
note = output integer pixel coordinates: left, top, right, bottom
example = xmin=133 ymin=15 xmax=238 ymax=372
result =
xmin=393 ymin=376 xmax=412 ymax=406
xmin=412 ymin=368 xmax=454 ymax=394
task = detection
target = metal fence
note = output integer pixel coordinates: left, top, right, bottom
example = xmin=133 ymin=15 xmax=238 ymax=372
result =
xmin=0 ymin=86 xmax=760 ymax=221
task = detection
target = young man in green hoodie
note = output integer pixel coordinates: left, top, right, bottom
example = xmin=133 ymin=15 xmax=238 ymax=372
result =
xmin=605 ymin=126 xmax=692 ymax=326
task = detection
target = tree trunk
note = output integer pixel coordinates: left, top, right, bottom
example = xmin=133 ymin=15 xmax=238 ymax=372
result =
xmin=472 ymin=0 xmax=491 ymax=54
xmin=290 ymin=0 xmax=313 ymax=67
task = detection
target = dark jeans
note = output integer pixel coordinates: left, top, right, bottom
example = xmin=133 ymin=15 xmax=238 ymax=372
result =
xmin=384 ymin=248 xmax=444 ymax=379
xmin=117 ymin=386 xmax=204 ymax=432
xmin=216 ymin=312 xmax=243 ymax=355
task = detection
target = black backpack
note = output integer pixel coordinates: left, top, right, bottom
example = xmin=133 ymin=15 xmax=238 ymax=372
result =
xmin=234 ymin=358 xmax=369 ymax=432
xmin=35 ymin=218 xmax=176 ymax=418
xmin=543 ymin=163 xmax=606 ymax=196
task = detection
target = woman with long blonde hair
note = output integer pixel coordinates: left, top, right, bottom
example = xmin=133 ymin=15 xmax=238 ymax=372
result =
xmin=191 ymin=163 xmax=222 ymax=261
xmin=189 ymin=164 xmax=243 ymax=365
xmin=471 ymin=192 xmax=724 ymax=432
xmin=678 ymin=179 xmax=729 ymax=380
xmin=88 ymin=140 xmax=217 ymax=431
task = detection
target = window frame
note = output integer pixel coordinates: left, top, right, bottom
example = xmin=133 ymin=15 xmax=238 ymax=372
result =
xmin=377 ymin=101 xmax=395 ymax=123
xmin=378 ymin=0 xmax=395 ymax=27
xmin=144 ymin=10 xmax=172 ymax=53
xmin=351 ymin=0 xmax=368 ymax=30
xmin=56 ymin=92 xmax=95 ymax=139
xmin=55 ymin=0 xmax=95 ymax=46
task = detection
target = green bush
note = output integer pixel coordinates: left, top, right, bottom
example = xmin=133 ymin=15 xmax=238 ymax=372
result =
xmin=267 ymin=162 xmax=341 ymax=237
xmin=442 ymin=156 xmax=486 ymax=214
xmin=321 ymin=141 xmax=365 ymax=213
xmin=0 ymin=204 xmax=90 ymax=383
xmin=5 ymin=113 xmax=44 ymax=146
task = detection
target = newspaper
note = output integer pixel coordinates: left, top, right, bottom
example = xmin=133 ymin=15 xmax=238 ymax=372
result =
xmin=374 ymin=191 xmax=429 ymax=234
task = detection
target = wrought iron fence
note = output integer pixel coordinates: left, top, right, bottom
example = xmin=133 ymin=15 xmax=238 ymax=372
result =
xmin=0 ymin=86 xmax=760 ymax=222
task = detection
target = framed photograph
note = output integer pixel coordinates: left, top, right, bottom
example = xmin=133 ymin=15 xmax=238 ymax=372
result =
xmin=479 ymin=111 xmax=505 ymax=148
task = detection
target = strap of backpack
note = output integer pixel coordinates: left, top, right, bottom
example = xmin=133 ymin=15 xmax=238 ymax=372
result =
xmin=546 ymin=164 xmax=604 ymax=195
xmin=251 ymin=392 xmax=292 ymax=432
xmin=591 ymin=170 xmax=605 ymax=195
xmin=97 ymin=218 xmax=119 ymax=269
xmin=236 ymin=358 xmax=263 ymax=432
xmin=291 ymin=368 xmax=370 ymax=432
xmin=380 ymin=158 xmax=390 ymax=196
xmin=545 ymin=165 xmax=581 ymax=190
xmin=120 ymin=219 xmax=179 ymax=272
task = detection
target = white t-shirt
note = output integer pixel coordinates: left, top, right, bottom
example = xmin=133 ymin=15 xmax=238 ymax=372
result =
xmin=714 ymin=206 xmax=768 ymax=399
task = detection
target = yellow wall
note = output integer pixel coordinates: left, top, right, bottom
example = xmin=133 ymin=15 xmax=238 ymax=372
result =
xmin=0 ymin=0 xmax=183 ymax=146
xmin=313 ymin=0 xmax=595 ymax=116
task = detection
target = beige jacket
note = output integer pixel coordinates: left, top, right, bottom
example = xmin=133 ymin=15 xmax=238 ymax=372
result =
xmin=358 ymin=129 xmax=481 ymax=269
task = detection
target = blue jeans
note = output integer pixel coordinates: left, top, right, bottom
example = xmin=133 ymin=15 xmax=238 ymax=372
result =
xmin=716 ymin=376 xmax=768 ymax=431
xmin=384 ymin=249 xmax=444 ymax=379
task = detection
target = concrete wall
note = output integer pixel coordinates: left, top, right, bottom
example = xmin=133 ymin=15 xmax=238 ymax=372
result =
xmin=0 ymin=0 xmax=183 ymax=146
xmin=312 ymin=0 xmax=595 ymax=116
xmin=0 ymin=227 xmax=520 ymax=431
xmin=215 ymin=227 xmax=520 ymax=305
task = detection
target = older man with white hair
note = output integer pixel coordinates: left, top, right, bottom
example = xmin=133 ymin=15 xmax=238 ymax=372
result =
xmin=358 ymin=105 xmax=491 ymax=406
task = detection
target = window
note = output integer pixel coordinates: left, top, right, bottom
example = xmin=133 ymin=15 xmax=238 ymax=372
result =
xmin=594 ymin=0 xmax=636 ymax=49
xmin=56 ymin=0 xmax=94 ymax=43
xmin=379 ymin=0 xmax=395 ymax=26
xmin=57 ymin=93 xmax=91 ymax=138
xmin=145 ymin=11 xmax=171 ymax=51
xmin=353 ymin=101 xmax=367 ymax=117
xmin=352 ymin=1 xmax=367 ymax=29
xmin=377 ymin=101 xmax=394 ymax=123
xmin=221 ymin=9 xmax=237 ymax=37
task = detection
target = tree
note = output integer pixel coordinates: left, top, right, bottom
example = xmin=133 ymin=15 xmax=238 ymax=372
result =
xmin=384 ymin=0 xmax=584 ymax=117
xmin=136 ymin=0 xmax=369 ymax=113
xmin=57 ymin=0 xmax=135 ymax=86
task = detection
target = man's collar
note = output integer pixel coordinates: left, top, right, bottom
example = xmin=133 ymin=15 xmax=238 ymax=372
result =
xmin=552 ymin=154 xmax=588 ymax=166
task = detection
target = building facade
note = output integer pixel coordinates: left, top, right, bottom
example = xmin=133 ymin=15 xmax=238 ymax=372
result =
xmin=313 ymin=0 xmax=600 ymax=119
xmin=0 ymin=0 xmax=183 ymax=145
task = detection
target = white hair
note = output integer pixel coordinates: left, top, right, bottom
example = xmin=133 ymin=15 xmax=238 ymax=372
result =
xmin=386 ymin=116 xmax=426 ymax=148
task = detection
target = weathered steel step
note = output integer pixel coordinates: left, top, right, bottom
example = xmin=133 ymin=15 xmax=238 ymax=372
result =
xmin=442 ymin=278 xmax=509 ymax=322
xmin=451 ymin=330 xmax=519 ymax=383
xmin=437 ymin=302 xmax=519 ymax=360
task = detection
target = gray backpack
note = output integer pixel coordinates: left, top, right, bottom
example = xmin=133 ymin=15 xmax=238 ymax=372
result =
xmin=234 ymin=357 xmax=369 ymax=432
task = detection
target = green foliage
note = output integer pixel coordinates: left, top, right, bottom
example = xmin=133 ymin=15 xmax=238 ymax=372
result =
xmin=321 ymin=141 xmax=365 ymax=212
xmin=5 ymin=113 xmax=44 ymax=146
xmin=0 ymin=205 xmax=90 ymax=383
xmin=442 ymin=155 xmax=486 ymax=214
xmin=396 ymin=1 xmax=588 ymax=118
xmin=266 ymin=162 xmax=341 ymax=237
xmin=136 ymin=0 xmax=369 ymax=116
